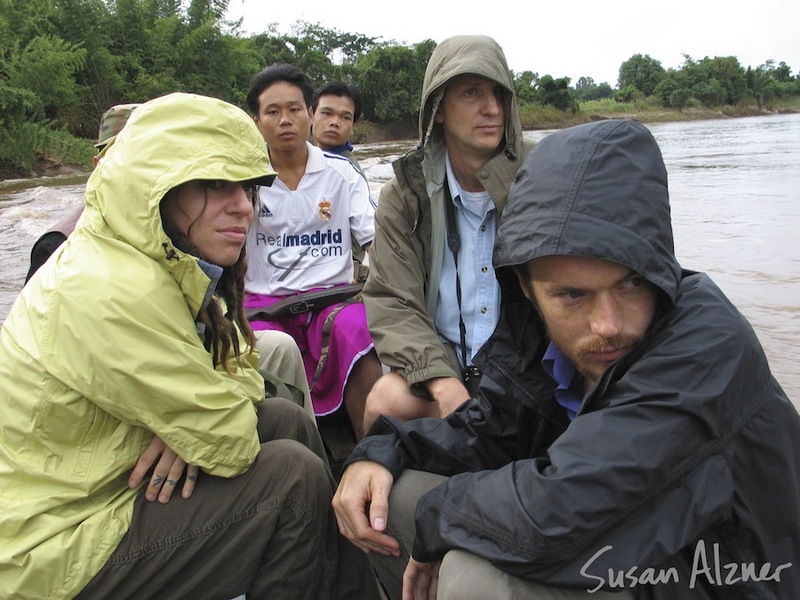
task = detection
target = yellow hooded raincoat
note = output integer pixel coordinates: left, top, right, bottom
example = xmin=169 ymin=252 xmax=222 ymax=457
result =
xmin=0 ymin=93 xmax=276 ymax=599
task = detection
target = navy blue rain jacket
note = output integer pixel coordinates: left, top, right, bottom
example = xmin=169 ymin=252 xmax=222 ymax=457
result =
xmin=347 ymin=120 xmax=800 ymax=599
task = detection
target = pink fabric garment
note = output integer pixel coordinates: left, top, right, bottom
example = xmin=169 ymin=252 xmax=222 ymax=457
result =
xmin=245 ymin=289 xmax=374 ymax=416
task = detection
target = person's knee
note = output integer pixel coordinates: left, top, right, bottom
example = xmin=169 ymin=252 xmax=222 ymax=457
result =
xmin=439 ymin=550 xmax=629 ymax=600
xmin=255 ymin=330 xmax=302 ymax=362
xmin=365 ymin=372 xmax=406 ymax=422
xmin=437 ymin=550 xmax=500 ymax=600
xmin=367 ymin=373 xmax=411 ymax=408
xmin=257 ymin=397 xmax=319 ymax=442
xmin=437 ymin=551 xmax=463 ymax=600
xmin=257 ymin=395 xmax=309 ymax=421
xmin=254 ymin=438 xmax=331 ymax=495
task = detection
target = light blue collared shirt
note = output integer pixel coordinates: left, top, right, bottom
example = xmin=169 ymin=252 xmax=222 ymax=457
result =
xmin=434 ymin=155 xmax=501 ymax=366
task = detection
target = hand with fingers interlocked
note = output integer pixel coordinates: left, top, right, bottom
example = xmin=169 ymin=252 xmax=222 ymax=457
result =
xmin=128 ymin=435 xmax=200 ymax=503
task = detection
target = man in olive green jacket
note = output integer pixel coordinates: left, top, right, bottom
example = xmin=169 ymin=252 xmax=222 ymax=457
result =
xmin=363 ymin=35 xmax=532 ymax=430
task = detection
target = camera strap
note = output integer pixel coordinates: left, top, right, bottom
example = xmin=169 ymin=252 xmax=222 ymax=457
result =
xmin=443 ymin=182 xmax=470 ymax=370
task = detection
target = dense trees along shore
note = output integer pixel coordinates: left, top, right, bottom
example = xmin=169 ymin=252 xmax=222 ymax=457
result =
xmin=2 ymin=0 xmax=798 ymax=177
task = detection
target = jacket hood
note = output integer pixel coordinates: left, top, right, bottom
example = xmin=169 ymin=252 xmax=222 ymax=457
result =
xmin=82 ymin=92 xmax=275 ymax=314
xmin=85 ymin=92 xmax=275 ymax=265
xmin=494 ymin=119 xmax=681 ymax=305
xmin=418 ymin=35 xmax=522 ymax=156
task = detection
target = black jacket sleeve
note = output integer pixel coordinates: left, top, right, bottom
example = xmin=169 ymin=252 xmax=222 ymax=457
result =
xmin=344 ymin=384 xmax=522 ymax=479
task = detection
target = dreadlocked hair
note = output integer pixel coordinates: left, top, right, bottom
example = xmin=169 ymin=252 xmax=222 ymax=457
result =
xmin=162 ymin=221 xmax=256 ymax=373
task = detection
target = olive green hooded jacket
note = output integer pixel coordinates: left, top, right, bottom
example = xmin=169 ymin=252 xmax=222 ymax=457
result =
xmin=0 ymin=93 xmax=275 ymax=599
xmin=363 ymin=35 xmax=532 ymax=388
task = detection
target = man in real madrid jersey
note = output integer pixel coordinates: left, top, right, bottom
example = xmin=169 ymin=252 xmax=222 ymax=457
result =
xmin=244 ymin=63 xmax=382 ymax=442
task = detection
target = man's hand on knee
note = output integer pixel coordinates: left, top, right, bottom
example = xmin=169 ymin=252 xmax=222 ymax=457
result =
xmin=332 ymin=460 xmax=401 ymax=556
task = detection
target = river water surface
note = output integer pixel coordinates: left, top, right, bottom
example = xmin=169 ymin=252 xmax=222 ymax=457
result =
xmin=1 ymin=114 xmax=798 ymax=408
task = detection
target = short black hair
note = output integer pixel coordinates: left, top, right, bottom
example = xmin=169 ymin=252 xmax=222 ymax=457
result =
xmin=311 ymin=81 xmax=362 ymax=123
xmin=246 ymin=63 xmax=314 ymax=116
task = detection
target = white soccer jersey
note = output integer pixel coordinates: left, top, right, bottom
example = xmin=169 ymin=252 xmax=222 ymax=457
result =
xmin=245 ymin=143 xmax=376 ymax=296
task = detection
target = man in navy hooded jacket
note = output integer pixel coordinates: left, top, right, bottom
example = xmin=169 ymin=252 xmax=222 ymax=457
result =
xmin=332 ymin=119 xmax=800 ymax=600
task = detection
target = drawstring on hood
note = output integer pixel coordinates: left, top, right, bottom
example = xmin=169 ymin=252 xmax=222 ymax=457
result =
xmin=421 ymin=90 xmax=444 ymax=149
xmin=162 ymin=243 xmax=179 ymax=261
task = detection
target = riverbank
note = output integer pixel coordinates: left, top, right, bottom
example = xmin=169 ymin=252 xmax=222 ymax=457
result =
xmin=0 ymin=156 xmax=89 ymax=182
xmin=514 ymin=101 xmax=800 ymax=134
xmin=5 ymin=103 xmax=797 ymax=181
xmin=354 ymin=102 xmax=799 ymax=143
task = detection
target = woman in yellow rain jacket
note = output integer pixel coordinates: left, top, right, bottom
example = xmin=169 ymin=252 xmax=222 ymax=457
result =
xmin=0 ymin=93 xmax=378 ymax=600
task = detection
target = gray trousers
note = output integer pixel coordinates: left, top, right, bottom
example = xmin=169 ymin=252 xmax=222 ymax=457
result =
xmin=76 ymin=398 xmax=380 ymax=600
xmin=371 ymin=470 xmax=633 ymax=600
xmin=255 ymin=329 xmax=315 ymax=420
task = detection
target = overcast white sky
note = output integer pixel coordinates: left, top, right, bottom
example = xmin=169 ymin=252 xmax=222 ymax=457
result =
xmin=224 ymin=0 xmax=799 ymax=87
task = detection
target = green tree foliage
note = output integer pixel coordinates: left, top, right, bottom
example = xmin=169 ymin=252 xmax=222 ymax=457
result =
xmin=679 ymin=55 xmax=747 ymax=105
xmin=291 ymin=21 xmax=377 ymax=65
xmin=249 ymin=30 xmax=300 ymax=70
xmin=0 ymin=0 xmax=797 ymax=174
xmin=615 ymin=84 xmax=643 ymax=103
xmin=764 ymin=60 xmax=794 ymax=83
xmin=745 ymin=61 xmax=798 ymax=108
xmin=52 ymin=0 xmax=124 ymax=132
xmin=653 ymin=76 xmax=692 ymax=109
xmin=704 ymin=56 xmax=747 ymax=104
xmin=573 ymin=76 xmax=614 ymax=101
xmin=0 ymin=0 xmax=44 ymax=129
xmin=0 ymin=85 xmax=40 ymax=126
xmin=1 ymin=0 xmax=55 ymax=45
xmin=6 ymin=35 xmax=87 ymax=120
xmin=187 ymin=0 xmax=229 ymax=29
xmin=0 ymin=0 xmax=97 ymax=171
xmin=246 ymin=22 xmax=380 ymax=95
xmin=355 ymin=40 xmax=433 ymax=123
xmin=512 ymin=70 xmax=539 ymax=105
xmin=618 ymin=54 xmax=666 ymax=96
xmin=535 ymin=75 xmax=579 ymax=112
xmin=514 ymin=71 xmax=580 ymax=112
xmin=145 ymin=0 xmax=182 ymax=21
xmin=277 ymin=33 xmax=335 ymax=86
xmin=651 ymin=54 xmax=757 ymax=109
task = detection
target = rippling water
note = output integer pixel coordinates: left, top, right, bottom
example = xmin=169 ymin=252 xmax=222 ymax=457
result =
xmin=1 ymin=114 xmax=798 ymax=407
xmin=650 ymin=115 xmax=800 ymax=407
